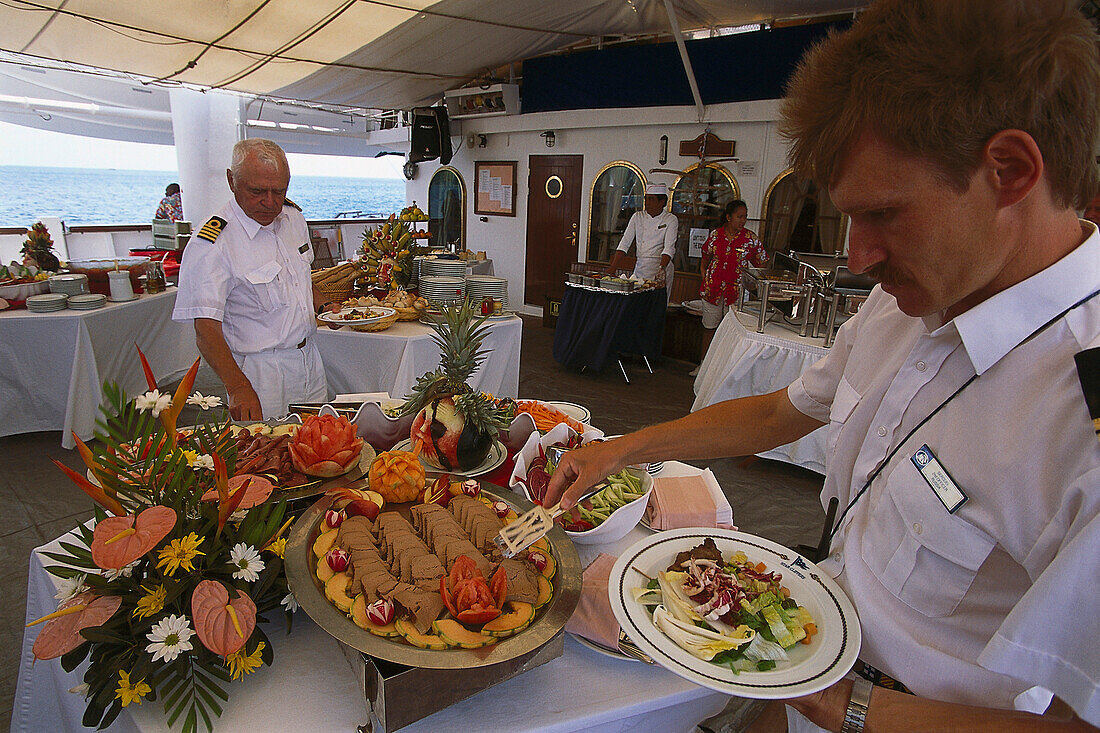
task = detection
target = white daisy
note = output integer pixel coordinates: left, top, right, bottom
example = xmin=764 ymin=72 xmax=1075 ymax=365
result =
xmin=280 ymin=592 xmax=298 ymax=613
xmin=186 ymin=392 xmax=222 ymax=410
xmin=103 ymin=560 xmax=139 ymax=581
xmin=229 ymin=543 xmax=265 ymax=583
xmin=188 ymin=453 xmax=215 ymax=472
xmin=135 ymin=390 xmax=172 ymax=418
xmin=54 ymin=574 xmax=88 ymax=602
xmin=145 ymin=614 xmax=194 ymax=663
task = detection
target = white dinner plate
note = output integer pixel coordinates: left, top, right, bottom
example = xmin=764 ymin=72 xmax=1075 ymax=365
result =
xmin=608 ymin=528 xmax=861 ymax=699
xmin=318 ymin=306 xmax=396 ymax=326
xmin=543 ymin=400 xmax=591 ymax=424
xmin=391 ymin=437 xmax=507 ymax=478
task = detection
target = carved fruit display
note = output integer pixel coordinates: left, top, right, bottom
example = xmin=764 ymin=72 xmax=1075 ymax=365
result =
xmin=368 ymin=447 xmax=426 ymax=503
xmin=288 ymin=414 xmax=364 ymax=477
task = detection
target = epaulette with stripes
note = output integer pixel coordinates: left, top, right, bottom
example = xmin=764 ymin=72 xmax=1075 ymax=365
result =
xmin=283 ymin=198 xmax=301 ymax=211
xmin=195 ymin=216 xmax=227 ymax=243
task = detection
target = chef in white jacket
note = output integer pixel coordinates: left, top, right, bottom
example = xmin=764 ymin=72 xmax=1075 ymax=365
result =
xmin=607 ymin=183 xmax=678 ymax=297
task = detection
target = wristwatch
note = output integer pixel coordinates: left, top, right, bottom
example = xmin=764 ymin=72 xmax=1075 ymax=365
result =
xmin=840 ymin=676 xmax=872 ymax=733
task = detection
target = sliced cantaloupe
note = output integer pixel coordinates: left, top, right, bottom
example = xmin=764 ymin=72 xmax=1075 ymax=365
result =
xmin=351 ymin=594 xmax=399 ymax=637
xmin=530 ymin=537 xmax=550 ymax=553
xmin=482 ymin=601 xmax=535 ymax=637
xmin=316 ymin=554 xmax=336 ymax=584
xmin=537 ymin=551 xmax=557 ymax=581
xmin=325 ymin=572 xmax=354 ymax=613
xmin=395 ymin=617 xmax=447 ymax=650
xmin=535 ymin=575 xmax=553 ymax=609
xmin=312 ymin=528 xmax=337 ymax=559
xmin=432 ymin=618 xmax=494 ymax=648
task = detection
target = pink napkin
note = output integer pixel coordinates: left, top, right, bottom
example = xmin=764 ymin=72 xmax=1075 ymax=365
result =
xmin=645 ymin=474 xmax=736 ymax=530
xmin=565 ymin=553 xmax=621 ymax=649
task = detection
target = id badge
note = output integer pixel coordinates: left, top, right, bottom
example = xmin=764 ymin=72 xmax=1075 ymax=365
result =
xmin=298 ymin=242 xmax=310 ymax=254
xmin=911 ymin=445 xmax=967 ymax=513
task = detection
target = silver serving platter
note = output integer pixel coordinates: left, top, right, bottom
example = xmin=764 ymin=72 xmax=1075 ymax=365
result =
xmin=285 ymin=483 xmax=581 ymax=669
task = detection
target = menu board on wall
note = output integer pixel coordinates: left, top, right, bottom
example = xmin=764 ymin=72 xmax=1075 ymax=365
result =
xmin=474 ymin=161 xmax=517 ymax=217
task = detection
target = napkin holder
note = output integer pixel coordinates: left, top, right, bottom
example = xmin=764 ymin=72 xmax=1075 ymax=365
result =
xmin=338 ymin=632 xmax=564 ymax=732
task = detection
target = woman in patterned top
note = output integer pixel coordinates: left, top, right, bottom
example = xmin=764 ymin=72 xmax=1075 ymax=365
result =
xmin=697 ymin=199 xmax=767 ymax=364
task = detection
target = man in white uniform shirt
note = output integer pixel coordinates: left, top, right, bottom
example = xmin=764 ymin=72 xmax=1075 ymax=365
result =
xmin=173 ymin=139 xmax=332 ymax=420
xmin=545 ymin=2 xmax=1099 ymax=732
xmin=607 ymin=183 xmax=677 ymax=297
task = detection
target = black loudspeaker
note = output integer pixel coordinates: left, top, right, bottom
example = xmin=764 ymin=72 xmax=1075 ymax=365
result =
xmin=409 ymin=106 xmax=453 ymax=165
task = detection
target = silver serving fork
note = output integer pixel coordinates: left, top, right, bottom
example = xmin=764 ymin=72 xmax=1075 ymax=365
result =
xmin=493 ymin=482 xmax=608 ymax=558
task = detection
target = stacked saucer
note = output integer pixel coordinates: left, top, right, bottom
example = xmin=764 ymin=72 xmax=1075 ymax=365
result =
xmin=26 ymin=293 xmax=68 ymax=312
xmin=68 ymin=293 xmax=108 ymax=311
xmin=466 ymin=275 xmax=509 ymax=311
xmin=418 ymin=275 xmax=465 ymax=307
xmin=48 ymin=273 xmax=89 ymax=296
xmin=420 ymin=258 xmax=467 ymax=279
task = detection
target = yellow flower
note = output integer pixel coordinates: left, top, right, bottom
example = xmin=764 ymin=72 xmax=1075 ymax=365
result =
xmin=115 ymin=670 xmax=151 ymax=707
xmin=264 ymin=537 xmax=287 ymax=559
xmin=156 ymin=533 xmax=205 ymax=576
xmin=132 ymin=583 xmax=167 ymax=620
xmin=225 ymin=641 xmax=265 ymax=680
xmin=181 ymin=449 xmax=198 ymax=465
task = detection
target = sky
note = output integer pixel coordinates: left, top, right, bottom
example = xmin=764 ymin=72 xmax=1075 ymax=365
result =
xmin=0 ymin=120 xmax=404 ymax=178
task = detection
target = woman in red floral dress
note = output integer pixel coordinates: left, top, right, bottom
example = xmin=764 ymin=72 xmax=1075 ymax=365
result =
xmin=697 ymin=200 xmax=768 ymax=368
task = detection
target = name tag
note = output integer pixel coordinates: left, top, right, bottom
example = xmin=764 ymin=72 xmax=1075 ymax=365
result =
xmin=911 ymin=445 xmax=967 ymax=513
xmin=298 ymin=242 xmax=310 ymax=253
xmin=657 ymin=223 xmax=667 ymax=229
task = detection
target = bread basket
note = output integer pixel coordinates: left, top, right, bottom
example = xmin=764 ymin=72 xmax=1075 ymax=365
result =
xmin=348 ymin=311 xmax=398 ymax=332
xmin=316 ymin=278 xmax=355 ymax=305
xmin=393 ymin=305 xmax=421 ymax=321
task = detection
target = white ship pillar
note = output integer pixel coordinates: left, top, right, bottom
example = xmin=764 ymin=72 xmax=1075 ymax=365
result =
xmin=168 ymin=89 xmax=245 ymax=223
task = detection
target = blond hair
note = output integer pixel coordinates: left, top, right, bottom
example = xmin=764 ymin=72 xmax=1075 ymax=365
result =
xmin=780 ymin=0 xmax=1100 ymax=208
xmin=230 ymin=138 xmax=289 ymax=180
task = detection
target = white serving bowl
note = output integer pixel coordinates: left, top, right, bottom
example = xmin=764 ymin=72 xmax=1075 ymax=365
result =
xmin=0 ymin=279 xmax=48 ymax=300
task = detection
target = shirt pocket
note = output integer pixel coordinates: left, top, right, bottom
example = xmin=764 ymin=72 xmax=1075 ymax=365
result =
xmin=244 ymin=261 xmax=283 ymax=312
xmin=825 ymin=376 xmax=861 ymax=456
xmin=859 ymin=465 xmax=994 ymax=618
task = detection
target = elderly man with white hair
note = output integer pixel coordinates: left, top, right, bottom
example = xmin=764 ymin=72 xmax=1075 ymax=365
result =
xmin=607 ymin=182 xmax=679 ymax=297
xmin=173 ymin=138 xmax=332 ymax=420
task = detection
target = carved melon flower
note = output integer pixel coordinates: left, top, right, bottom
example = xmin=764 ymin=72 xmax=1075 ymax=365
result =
xmin=133 ymin=584 xmax=167 ymax=620
xmin=115 ymin=670 xmax=151 ymax=707
xmin=186 ymin=392 xmax=222 ymax=410
xmin=54 ymin=574 xmax=88 ymax=603
xmin=145 ymin=614 xmax=194 ymax=663
xmin=135 ymin=390 xmax=172 ymax=418
xmin=225 ymin=641 xmax=265 ymax=680
xmin=229 ymin=543 xmax=264 ymax=583
xmin=156 ymin=533 xmax=204 ymax=576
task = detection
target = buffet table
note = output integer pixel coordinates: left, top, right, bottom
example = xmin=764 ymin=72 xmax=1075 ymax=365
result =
xmin=692 ymin=309 xmax=829 ymax=474
xmin=0 ymin=289 xmax=198 ymax=449
xmin=314 ymin=315 xmax=522 ymax=402
xmin=15 ymin=462 xmax=730 ymax=733
xmin=552 ymin=284 xmax=666 ymax=374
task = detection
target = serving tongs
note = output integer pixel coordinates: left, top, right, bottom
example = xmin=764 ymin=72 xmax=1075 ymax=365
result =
xmin=493 ymin=481 xmax=608 ymax=558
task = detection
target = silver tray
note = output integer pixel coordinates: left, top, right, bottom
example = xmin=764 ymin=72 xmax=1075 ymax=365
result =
xmin=285 ymin=484 xmax=581 ymax=669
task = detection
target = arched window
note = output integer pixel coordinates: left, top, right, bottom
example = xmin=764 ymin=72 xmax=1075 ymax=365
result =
xmin=586 ymin=161 xmax=646 ymax=263
xmin=670 ymin=163 xmax=740 ymax=272
xmin=428 ymin=167 xmax=465 ymax=252
xmin=761 ymin=169 xmax=847 ymax=257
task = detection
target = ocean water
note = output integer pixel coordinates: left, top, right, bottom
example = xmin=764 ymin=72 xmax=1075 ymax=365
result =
xmin=0 ymin=166 xmax=405 ymax=226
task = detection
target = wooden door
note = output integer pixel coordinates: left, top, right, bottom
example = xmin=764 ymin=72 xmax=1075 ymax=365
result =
xmin=525 ymin=155 xmax=583 ymax=307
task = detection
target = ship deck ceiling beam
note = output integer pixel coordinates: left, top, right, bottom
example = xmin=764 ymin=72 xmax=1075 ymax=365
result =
xmin=663 ymin=0 xmax=705 ymax=122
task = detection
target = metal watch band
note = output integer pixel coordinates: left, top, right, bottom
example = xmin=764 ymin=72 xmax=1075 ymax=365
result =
xmin=840 ymin=676 xmax=873 ymax=733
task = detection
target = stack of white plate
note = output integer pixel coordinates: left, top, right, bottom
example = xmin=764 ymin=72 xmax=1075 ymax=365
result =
xmin=418 ymin=275 xmax=465 ymax=307
xmin=420 ymin=258 xmax=467 ymax=279
xmin=48 ymin=273 xmax=89 ymax=296
xmin=67 ymin=293 xmax=108 ymax=311
xmin=466 ymin=275 xmax=509 ymax=311
xmin=26 ymin=293 xmax=68 ymax=312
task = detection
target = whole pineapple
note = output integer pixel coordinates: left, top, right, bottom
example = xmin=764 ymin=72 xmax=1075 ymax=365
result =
xmin=22 ymin=222 xmax=60 ymax=272
xmin=403 ymin=299 xmax=509 ymax=471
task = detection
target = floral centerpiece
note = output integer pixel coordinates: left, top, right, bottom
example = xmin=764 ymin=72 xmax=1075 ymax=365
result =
xmin=359 ymin=212 xmax=426 ymax=290
xmin=27 ymin=348 xmax=295 ymax=732
xmin=22 ymin=220 xmax=61 ymax=272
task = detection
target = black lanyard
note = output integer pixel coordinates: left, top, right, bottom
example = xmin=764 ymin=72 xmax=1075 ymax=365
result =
xmin=818 ymin=286 xmax=1100 ymax=558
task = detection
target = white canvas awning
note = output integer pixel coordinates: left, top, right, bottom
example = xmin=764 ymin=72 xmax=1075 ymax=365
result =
xmin=2 ymin=0 xmax=862 ymax=110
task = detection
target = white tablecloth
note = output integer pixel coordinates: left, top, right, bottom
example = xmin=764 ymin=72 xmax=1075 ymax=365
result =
xmin=314 ymin=316 xmax=522 ymax=403
xmin=14 ymin=461 xmax=731 ymax=732
xmin=0 ymin=289 xmax=198 ymax=449
xmin=692 ymin=309 xmax=829 ymax=474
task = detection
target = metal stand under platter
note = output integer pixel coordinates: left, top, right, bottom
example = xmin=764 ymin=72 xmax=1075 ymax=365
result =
xmin=341 ymin=633 xmax=565 ymax=732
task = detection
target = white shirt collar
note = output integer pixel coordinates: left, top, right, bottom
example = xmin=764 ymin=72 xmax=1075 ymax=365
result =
xmin=229 ymin=197 xmax=283 ymax=240
xmin=951 ymin=221 xmax=1100 ymax=375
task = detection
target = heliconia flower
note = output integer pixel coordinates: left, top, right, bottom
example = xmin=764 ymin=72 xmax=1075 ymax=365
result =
xmin=186 ymin=392 xmax=222 ymax=410
xmin=54 ymin=574 xmax=88 ymax=603
xmin=135 ymin=390 xmax=172 ymax=418
xmin=115 ymin=670 xmax=151 ymax=707
xmin=145 ymin=614 xmax=194 ymax=663
xmin=229 ymin=543 xmax=264 ymax=583
xmin=135 ymin=347 xmax=200 ymax=444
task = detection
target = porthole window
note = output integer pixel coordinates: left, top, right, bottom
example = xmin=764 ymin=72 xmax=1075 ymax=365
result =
xmin=669 ymin=163 xmax=740 ymax=272
xmin=586 ymin=161 xmax=646 ymax=263
xmin=428 ymin=167 xmax=465 ymax=252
